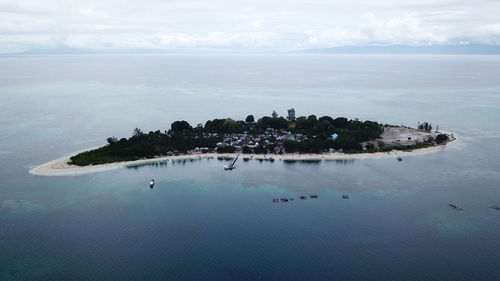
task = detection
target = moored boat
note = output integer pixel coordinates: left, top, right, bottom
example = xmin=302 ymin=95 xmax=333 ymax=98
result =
xmin=448 ymin=204 xmax=463 ymax=211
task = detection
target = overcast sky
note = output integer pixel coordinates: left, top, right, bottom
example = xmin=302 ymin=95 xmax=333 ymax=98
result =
xmin=1 ymin=0 xmax=500 ymax=53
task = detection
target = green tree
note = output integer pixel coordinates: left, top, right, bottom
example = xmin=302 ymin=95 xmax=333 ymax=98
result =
xmin=287 ymin=108 xmax=296 ymax=121
xmin=418 ymin=122 xmax=432 ymax=132
xmin=268 ymin=117 xmax=288 ymax=129
xmin=171 ymin=120 xmax=193 ymax=133
xmin=253 ymin=145 xmax=265 ymax=154
xmin=298 ymin=138 xmax=322 ymax=153
xmin=272 ymin=110 xmax=278 ymax=118
xmin=133 ymin=128 xmax=143 ymax=136
xmin=242 ymin=146 xmax=252 ymax=154
xmin=245 ymin=115 xmax=255 ymax=123
xmin=283 ymin=140 xmax=298 ymax=153
xmin=107 ymin=136 xmax=118 ymax=145
xmin=436 ymin=134 xmax=448 ymax=144
xmin=216 ymin=146 xmax=236 ymax=153
xmin=222 ymin=119 xmax=243 ymax=133
xmin=332 ymin=117 xmax=348 ymax=128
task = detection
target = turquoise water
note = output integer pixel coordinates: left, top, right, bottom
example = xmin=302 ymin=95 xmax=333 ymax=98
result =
xmin=1 ymin=54 xmax=500 ymax=280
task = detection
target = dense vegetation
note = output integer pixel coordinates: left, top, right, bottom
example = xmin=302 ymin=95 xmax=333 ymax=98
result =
xmin=70 ymin=110 xmax=414 ymax=166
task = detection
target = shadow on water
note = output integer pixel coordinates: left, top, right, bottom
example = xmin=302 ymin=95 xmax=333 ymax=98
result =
xmin=283 ymin=159 xmax=322 ymax=165
xmin=324 ymin=159 xmax=356 ymax=165
xmin=126 ymin=160 xmax=169 ymax=170
xmin=298 ymin=159 xmax=322 ymax=164
xmin=125 ymin=158 xmax=208 ymax=170
xmin=217 ymin=156 xmax=234 ymax=161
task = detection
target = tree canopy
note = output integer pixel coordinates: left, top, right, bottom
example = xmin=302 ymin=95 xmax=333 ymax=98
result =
xmin=69 ymin=111 xmax=401 ymax=166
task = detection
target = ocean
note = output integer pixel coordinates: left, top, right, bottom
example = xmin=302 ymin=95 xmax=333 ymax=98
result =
xmin=1 ymin=54 xmax=499 ymax=280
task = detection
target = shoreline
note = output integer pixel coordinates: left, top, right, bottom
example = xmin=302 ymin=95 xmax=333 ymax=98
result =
xmin=29 ymin=142 xmax=452 ymax=176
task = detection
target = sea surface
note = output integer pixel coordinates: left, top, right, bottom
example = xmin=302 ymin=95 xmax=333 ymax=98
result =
xmin=1 ymin=54 xmax=499 ymax=281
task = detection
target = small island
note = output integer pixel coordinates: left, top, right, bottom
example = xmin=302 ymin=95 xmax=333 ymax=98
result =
xmin=71 ymin=109 xmax=453 ymax=165
xmin=30 ymin=109 xmax=454 ymax=175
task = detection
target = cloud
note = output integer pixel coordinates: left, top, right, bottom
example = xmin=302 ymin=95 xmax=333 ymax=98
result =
xmin=360 ymin=12 xmax=448 ymax=45
xmin=0 ymin=0 xmax=499 ymax=53
xmin=56 ymin=32 xmax=280 ymax=50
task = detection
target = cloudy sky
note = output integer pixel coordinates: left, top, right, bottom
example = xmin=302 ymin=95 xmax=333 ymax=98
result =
xmin=1 ymin=0 xmax=500 ymax=53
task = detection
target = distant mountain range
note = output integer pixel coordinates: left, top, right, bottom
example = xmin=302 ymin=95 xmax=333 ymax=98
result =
xmin=5 ymin=44 xmax=500 ymax=55
xmin=6 ymin=47 xmax=275 ymax=55
xmin=296 ymin=45 xmax=500 ymax=55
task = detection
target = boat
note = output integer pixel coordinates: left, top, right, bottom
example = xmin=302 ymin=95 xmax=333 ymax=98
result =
xmin=289 ymin=198 xmax=295 ymax=201
xmin=149 ymin=179 xmax=155 ymax=188
xmin=280 ymin=198 xmax=289 ymax=202
xmin=299 ymin=196 xmax=308 ymax=200
xmin=224 ymin=154 xmax=239 ymax=171
xmin=448 ymin=204 xmax=463 ymax=211
xmin=397 ymin=157 xmax=403 ymax=161
xmin=342 ymin=195 xmax=350 ymax=199
xmin=490 ymin=205 xmax=500 ymax=211
xmin=310 ymin=195 xmax=319 ymax=198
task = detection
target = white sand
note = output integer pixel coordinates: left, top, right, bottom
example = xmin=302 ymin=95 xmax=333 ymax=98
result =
xmin=29 ymin=143 xmax=451 ymax=176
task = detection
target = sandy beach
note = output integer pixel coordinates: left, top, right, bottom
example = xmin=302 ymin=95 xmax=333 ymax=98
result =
xmin=29 ymin=143 xmax=450 ymax=176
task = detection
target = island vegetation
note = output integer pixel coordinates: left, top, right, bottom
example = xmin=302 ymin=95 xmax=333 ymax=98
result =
xmin=69 ymin=109 xmax=450 ymax=166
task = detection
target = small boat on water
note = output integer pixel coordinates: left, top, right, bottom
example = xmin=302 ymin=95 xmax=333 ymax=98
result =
xmin=310 ymin=195 xmax=319 ymax=198
xmin=342 ymin=195 xmax=350 ymax=199
xmin=490 ymin=205 xmax=500 ymax=211
xmin=397 ymin=157 xmax=403 ymax=162
xmin=149 ymin=179 xmax=155 ymax=188
xmin=299 ymin=196 xmax=308 ymax=200
xmin=224 ymin=154 xmax=239 ymax=171
xmin=273 ymin=197 xmax=294 ymax=202
xmin=448 ymin=204 xmax=463 ymax=211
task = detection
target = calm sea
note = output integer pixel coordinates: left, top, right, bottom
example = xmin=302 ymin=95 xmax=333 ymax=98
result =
xmin=1 ymin=54 xmax=499 ymax=281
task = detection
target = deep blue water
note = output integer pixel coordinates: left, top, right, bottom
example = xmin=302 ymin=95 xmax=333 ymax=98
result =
xmin=1 ymin=54 xmax=500 ymax=280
